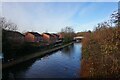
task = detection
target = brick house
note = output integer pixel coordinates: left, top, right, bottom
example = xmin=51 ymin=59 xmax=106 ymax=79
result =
xmin=42 ymin=33 xmax=55 ymax=44
xmin=25 ymin=32 xmax=43 ymax=43
xmin=52 ymin=33 xmax=60 ymax=42
xmin=58 ymin=33 xmax=64 ymax=40
xmin=2 ymin=29 xmax=25 ymax=49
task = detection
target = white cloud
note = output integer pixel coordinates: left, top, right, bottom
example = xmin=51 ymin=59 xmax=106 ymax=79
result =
xmin=2 ymin=3 xmax=34 ymax=32
xmin=2 ymin=2 xmax=117 ymax=33
xmin=2 ymin=2 xmax=80 ymax=33
xmin=77 ymin=3 xmax=97 ymax=17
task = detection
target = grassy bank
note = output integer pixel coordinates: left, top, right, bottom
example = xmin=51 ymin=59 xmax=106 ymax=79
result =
xmin=3 ymin=42 xmax=73 ymax=69
xmin=81 ymin=26 xmax=120 ymax=78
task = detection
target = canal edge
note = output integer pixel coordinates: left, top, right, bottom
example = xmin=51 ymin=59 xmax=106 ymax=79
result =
xmin=2 ymin=42 xmax=74 ymax=69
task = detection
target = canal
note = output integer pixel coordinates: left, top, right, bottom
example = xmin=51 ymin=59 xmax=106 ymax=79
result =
xmin=3 ymin=43 xmax=82 ymax=79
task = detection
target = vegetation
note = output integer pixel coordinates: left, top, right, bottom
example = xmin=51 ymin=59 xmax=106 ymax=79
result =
xmin=0 ymin=17 xmax=18 ymax=31
xmin=81 ymin=11 xmax=120 ymax=78
xmin=1 ymin=17 xmax=75 ymax=63
xmin=60 ymin=26 xmax=75 ymax=43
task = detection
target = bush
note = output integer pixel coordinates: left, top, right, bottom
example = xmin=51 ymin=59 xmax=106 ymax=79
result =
xmin=82 ymin=26 xmax=120 ymax=77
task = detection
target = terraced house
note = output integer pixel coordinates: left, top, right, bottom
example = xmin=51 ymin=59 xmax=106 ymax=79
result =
xmin=52 ymin=33 xmax=60 ymax=43
xmin=2 ymin=29 xmax=25 ymax=50
xmin=42 ymin=33 xmax=56 ymax=45
xmin=25 ymin=32 xmax=43 ymax=43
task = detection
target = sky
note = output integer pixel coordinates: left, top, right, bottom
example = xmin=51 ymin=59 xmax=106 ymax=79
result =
xmin=2 ymin=2 xmax=118 ymax=33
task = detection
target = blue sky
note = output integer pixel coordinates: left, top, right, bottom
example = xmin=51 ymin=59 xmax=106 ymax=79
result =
xmin=2 ymin=2 xmax=118 ymax=33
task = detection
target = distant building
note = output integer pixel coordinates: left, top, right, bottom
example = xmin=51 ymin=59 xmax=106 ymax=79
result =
xmin=52 ymin=33 xmax=59 ymax=42
xmin=58 ymin=33 xmax=64 ymax=40
xmin=2 ymin=29 xmax=25 ymax=48
xmin=25 ymin=32 xmax=43 ymax=43
xmin=42 ymin=33 xmax=55 ymax=44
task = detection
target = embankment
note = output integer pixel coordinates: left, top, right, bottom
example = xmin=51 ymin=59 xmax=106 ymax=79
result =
xmin=3 ymin=42 xmax=73 ymax=69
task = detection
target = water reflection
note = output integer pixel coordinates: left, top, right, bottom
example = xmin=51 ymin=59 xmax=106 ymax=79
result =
xmin=2 ymin=43 xmax=82 ymax=78
xmin=3 ymin=58 xmax=36 ymax=79
xmin=61 ymin=43 xmax=74 ymax=57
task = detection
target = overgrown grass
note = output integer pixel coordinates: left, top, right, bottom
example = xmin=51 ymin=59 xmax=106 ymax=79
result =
xmin=81 ymin=26 xmax=120 ymax=78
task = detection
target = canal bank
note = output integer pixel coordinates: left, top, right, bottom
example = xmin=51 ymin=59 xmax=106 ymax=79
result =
xmin=3 ymin=42 xmax=74 ymax=69
xmin=3 ymin=43 xmax=82 ymax=78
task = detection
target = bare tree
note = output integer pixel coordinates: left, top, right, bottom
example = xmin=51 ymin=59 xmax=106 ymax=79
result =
xmin=60 ymin=26 xmax=75 ymax=43
xmin=110 ymin=10 xmax=120 ymax=26
xmin=0 ymin=17 xmax=18 ymax=31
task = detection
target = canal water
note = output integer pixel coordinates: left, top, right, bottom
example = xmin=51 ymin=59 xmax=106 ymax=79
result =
xmin=3 ymin=43 xmax=82 ymax=79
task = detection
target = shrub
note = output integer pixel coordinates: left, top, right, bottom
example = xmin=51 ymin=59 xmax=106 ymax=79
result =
xmin=82 ymin=26 xmax=120 ymax=77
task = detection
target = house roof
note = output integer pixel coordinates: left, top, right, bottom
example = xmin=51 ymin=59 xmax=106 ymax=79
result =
xmin=28 ymin=32 xmax=42 ymax=37
xmin=2 ymin=29 xmax=25 ymax=36
xmin=43 ymin=33 xmax=54 ymax=37
xmin=52 ymin=33 xmax=59 ymax=37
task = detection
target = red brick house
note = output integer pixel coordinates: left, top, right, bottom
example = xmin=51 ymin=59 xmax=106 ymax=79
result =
xmin=42 ymin=33 xmax=55 ymax=44
xmin=2 ymin=29 xmax=25 ymax=49
xmin=52 ymin=33 xmax=60 ymax=42
xmin=25 ymin=32 xmax=43 ymax=43
xmin=58 ymin=33 xmax=64 ymax=40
